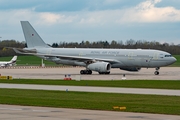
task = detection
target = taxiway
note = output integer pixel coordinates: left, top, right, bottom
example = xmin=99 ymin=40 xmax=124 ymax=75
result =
xmin=0 ymin=83 xmax=180 ymax=96
xmin=0 ymin=104 xmax=180 ymax=120
xmin=0 ymin=67 xmax=180 ymax=80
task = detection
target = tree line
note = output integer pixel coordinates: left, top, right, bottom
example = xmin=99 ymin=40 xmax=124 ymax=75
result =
xmin=52 ymin=39 xmax=180 ymax=54
xmin=0 ymin=40 xmax=25 ymax=57
xmin=0 ymin=39 xmax=180 ymax=57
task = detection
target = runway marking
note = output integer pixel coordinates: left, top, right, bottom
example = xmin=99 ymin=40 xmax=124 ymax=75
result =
xmin=10 ymin=108 xmax=22 ymax=111
xmin=0 ymin=108 xmax=51 ymax=112
xmin=0 ymin=108 xmax=22 ymax=111
xmin=0 ymin=106 xmax=63 ymax=115
xmin=32 ymin=110 xmax=50 ymax=112
xmin=0 ymin=108 xmax=9 ymax=110
xmin=0 ymin=107 xmax=50 ymax=113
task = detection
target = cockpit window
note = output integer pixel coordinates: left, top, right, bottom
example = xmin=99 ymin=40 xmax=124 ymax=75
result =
xmin=165 ymin=55 xmax=172 ymax=57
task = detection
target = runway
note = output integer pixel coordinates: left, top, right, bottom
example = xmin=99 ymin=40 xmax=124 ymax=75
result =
xmin=0 ymin=67 xmax=180 ymax=80
xmin=0 ymin=67 xmax=180 ymax=120
xmin=1 ymin=104 xmax=180 ymax=120
xmin=0 ymin=83 xmax=180 ymax=96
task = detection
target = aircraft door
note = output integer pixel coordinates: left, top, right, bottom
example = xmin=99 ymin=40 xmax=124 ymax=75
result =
xmin=128 ymin=52 xmax=133 ymax=60
xmin=153 ymin=53 xmax=159 ymax=60
xmin=148 ymin=53 xmax=159 ymax=67
xmin=140 ymin=55 xmax=152 ymax=67
xmin=47 ymin=49 xmax=52 ymax=55
xmin=127 ymin=52 xmax=135 ymax=66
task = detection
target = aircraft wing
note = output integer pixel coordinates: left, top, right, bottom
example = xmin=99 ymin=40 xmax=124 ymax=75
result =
xmin=12 ymin=48 xmax=119 ymax=63
xmin=54 ymin=55 xmax=118 ymax=63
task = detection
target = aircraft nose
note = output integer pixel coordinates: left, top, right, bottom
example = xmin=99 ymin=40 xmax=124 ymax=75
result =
xmin=171 ymin=57 xmax=177 ymax=63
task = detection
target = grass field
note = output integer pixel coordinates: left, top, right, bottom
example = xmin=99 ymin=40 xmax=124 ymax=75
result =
xmin=0 ymin=79 xmax=180 ymax=89
xmin=171 ymin=55 xmax=180 ymax=67
xmin=0 ymin=88 xmax=180 ymax=115
xmin=0 ymin=55 xmax=179 ymax=66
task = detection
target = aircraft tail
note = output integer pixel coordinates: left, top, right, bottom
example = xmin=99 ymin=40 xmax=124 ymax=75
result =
xmin=9 ymin=56 xmax=17 ymax=64
xmin=21 ymin=21 xmax=50 ymax=48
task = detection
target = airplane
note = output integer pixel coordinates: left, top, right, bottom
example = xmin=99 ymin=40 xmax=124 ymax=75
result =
xmin=12 ymin=21 xmax=176 ymax=75
xmin=0 ymin=56 xmax=17 ymax=67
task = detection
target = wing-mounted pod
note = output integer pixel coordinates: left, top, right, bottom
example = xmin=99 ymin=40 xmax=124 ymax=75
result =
xmin=120 ymin=67 xmax=141 ymax=72
xmin=87 ymin=62 xmax=111 ymax=74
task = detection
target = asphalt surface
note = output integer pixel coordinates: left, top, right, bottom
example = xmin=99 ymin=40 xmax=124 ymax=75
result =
xmin=0 ymin=83 xmax=180 ymax=96
xmin=1 ymin=104 xmax=180 ymax=120
xmin=0 ymin=67 xmax=180 ymax=120
xmin=0 ymin=67 xmax=180 ymax=80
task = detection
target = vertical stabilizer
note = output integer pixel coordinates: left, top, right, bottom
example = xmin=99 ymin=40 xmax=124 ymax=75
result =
xmin=21 ymin=21 xmax=50 ymax=48
xmin=9 ymin=56 xmax=17 ymax=64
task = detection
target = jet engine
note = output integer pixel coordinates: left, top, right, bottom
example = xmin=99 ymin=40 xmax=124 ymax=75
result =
xmin=120 ymin=67 xmax=141 ymax=72
xmin=87 ymin=62 xmax=111 ymax=73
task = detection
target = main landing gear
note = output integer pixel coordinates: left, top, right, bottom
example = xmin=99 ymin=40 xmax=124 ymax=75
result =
xmin=154 ymin=67 xmax=160 ymax=75
xmin=80 ymin=70 xmax=110 ymax=75
xmin=80 ymin=70 xmax=92 ymax=74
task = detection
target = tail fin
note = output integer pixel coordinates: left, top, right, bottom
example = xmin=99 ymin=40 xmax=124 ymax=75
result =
xmin=21 ymin=21 xmax=50 ymax=48
xmin=9 ymin=56 xmax=17 ymax=64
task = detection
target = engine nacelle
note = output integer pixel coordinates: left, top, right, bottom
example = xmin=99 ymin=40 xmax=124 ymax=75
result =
xmin=87 ymin=62 xmax=111 ymax=72
xmin=120 ymin=67 xmax=141 ymax=72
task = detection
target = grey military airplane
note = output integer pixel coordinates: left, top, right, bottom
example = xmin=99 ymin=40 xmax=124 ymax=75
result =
xmin=12 ymin=21 xmax=176 ymax=75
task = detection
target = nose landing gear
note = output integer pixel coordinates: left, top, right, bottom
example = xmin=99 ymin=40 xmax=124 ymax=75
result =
xmin=154 ymin=67 xmax=160 ymax=75
xmin=154 ymin=71 xmax=159 ymax=75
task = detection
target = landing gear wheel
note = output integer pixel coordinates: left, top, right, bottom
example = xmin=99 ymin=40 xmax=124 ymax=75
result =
xmin=88 ymin=70 xmax=92 ymax=74
xmin=156 ymin=67 xmax=160 ymax=70
xmin=80 ymin=70 xmax=85 ymax=74
xmin=105 ymin=71 xmax=110 ymax=74
xmin=154 ymin=71 xmax=159 ymax=75
xmin=80 ymin=70 xmax=92 ymax=75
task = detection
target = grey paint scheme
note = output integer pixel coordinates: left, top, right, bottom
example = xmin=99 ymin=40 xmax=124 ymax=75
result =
xmin=36 ymin=48 xmax=175 ymax=68
xmin=15 ymin=21 xmax=176 ymax=73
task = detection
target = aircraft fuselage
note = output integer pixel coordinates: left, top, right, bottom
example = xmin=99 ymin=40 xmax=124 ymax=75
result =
xmin=33 ymin=48 xmax=176 ymax=68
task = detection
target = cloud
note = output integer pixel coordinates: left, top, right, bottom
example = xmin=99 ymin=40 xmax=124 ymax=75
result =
xmin=0 ymin=9 xmax=78 ymax=26
xmin=0 ymin=0 xmax=180 ymax=27
xmin=137 ymin=0 xmax=161 ymax=9
xmin=103 ymin=0 xmax=121 ymax=5
xmin=119 ymin=0 xmax=180 ymax=23
xmin=0 ymin=0 xmax=179 ymax=45
xmin=39 ymin=12 xmax=76 ymax=25
xmin=71 ymin=0 xmax=180 ymax=26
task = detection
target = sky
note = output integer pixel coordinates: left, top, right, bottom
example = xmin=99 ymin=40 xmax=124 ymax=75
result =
xmin=0 ymin=0 xmax=180 ymax=45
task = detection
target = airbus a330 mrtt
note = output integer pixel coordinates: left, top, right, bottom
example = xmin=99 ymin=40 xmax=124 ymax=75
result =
xmin=12 ymin=21 xmax=176 ymax=75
